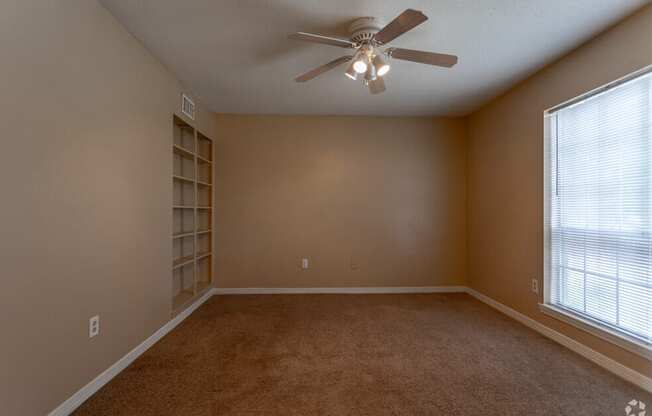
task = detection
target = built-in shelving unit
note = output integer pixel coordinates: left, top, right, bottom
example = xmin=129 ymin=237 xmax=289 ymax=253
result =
xmin=172 ymin=116 xmax=213 ymax=313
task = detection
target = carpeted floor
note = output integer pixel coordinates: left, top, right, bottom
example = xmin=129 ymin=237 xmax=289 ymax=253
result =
xmin=74 ymin=294 xmax=651 ymax=415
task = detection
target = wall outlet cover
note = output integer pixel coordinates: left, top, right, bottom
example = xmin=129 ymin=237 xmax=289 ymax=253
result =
xmin=89 ymin=315 xmax=100 ymax=338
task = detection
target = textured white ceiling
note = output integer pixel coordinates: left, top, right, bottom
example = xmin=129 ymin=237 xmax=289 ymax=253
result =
xmin=99 ymin=0 xmax=649 ymax=116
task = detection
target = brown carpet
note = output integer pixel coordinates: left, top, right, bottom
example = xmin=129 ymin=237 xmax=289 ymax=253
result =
xmin=74 ymin=294 xmax=651 ymax=415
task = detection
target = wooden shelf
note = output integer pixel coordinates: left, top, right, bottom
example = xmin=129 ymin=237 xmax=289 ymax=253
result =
xmin=196 ymin=281 xmax=211 ymax=293
xmin=172 ymin=290 xmax=194 ymax=311
xmin=197 ymin=206 xmax=212 ymax=210
xmin=172 ymin=231 xmax=194 ymax=239
xmin=173 ymin=144 xmax=195 ymax=159
xmin=174 ymin=116 xmax=194 ymax=130
xmin=197 ymin=155 xmax=212 ymax=164
xmin=173 ymin=174 xmax=194 ymax=184
xmin=196 ymin=251 xmax=211 ymax=260
xmin=173 ymin=255 xmax=194 ymax=269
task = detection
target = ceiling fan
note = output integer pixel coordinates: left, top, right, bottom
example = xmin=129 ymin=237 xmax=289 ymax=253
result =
xmin=288 ymin=9 xmax=458 ymax=95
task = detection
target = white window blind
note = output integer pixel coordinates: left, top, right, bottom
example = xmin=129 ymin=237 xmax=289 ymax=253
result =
xmin=547 ymin=68 xmax=652 ymax=348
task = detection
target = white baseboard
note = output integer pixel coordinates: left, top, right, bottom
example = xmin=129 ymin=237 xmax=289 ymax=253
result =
xmin=48 ymin=288 xmax=216 ymax=416
xmin=49 ymin=285 xmax=651 ymax=416
xmin=465 ymin=287 xmax=652 ymax=393
xmin=214 ymin=286 xmax=467 ymax=295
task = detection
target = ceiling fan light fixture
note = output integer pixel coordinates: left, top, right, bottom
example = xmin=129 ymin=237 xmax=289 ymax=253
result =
xmin=373 ymin=54 xmax=390 ymax=77
xmin=344 ymin=61 xmax=358 ymax=81
xmin=364 ymin=62 xmax=377 ymax=82
xmin=351 ymin=48 xmax=369 ymax=74
xmin=288 ymin=9 xmax=459 ymax=96
xmin=353 ymin=59 xmax=367 ymax=74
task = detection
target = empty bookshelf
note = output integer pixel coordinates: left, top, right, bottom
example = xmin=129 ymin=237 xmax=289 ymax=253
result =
xmin=172 ymin=115 xmax=213 ymax=312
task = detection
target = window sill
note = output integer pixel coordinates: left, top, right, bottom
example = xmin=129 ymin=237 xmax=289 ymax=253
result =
xmin=539 ymin=303 xmax=652 ymax=361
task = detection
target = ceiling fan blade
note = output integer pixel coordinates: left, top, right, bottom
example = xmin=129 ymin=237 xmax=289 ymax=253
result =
xmin=368 ymin=77 xmax=386 ymax=95
xmin=373 ymin=9 xmax=428 ymax=45
xmin=288 ymin=32 xmax=356 ymax=48
xmin=294 ymin=56 xmax=352 ymax=82
xmin=387 ymin=48 xmax=458 ymax=68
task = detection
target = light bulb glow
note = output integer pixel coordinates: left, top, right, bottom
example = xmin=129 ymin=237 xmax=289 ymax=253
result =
xmin=344 ymin=57 xmax=359 ymax=80
xmin=353 ymin=60 xmax=367 ymax=73
xmin=377 ymin=64 xmax=390 ymax=76
xmin=372 ymin=54 xmax=390 ymax=77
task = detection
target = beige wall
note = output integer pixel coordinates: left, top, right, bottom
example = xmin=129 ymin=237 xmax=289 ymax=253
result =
xmin=467 ymin=5 xmax=652 ymax=378
xmin=214 ymin=115 xmax=467 ymax=288
xmin=0 ymin=1 xmax=216 ymax=415
xmin=2 ymin=0 xmax=650 ymax=413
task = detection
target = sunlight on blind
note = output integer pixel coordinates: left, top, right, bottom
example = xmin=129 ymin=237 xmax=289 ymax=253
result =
xmin=548 ymin=70 xmax=652 ymax=345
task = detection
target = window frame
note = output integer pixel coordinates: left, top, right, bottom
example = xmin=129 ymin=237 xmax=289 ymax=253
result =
xmin=542 ymin=65 xmax=652 ymax=361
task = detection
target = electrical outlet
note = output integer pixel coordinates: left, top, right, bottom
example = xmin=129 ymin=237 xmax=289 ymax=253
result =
xmin=350 ymin=256 xmax=359 ymax=270
xmin=301 ymin=258 xmax=309 ymax=270
xmin=89 ymin=315 xmax=100 ymax=338
xmin=531 ymin=279 xmax=539 ymax=294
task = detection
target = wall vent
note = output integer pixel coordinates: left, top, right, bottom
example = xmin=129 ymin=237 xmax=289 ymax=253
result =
xmin=181 ymin=94 xmax=195 ymax=120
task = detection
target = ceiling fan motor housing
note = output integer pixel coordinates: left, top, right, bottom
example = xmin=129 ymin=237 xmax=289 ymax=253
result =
xmin=349 ymin=17 xmax=384 ymax=44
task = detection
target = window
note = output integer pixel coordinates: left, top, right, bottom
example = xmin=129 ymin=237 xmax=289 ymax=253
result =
xmin=543 ymin=67 xmax=652 ymax=357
